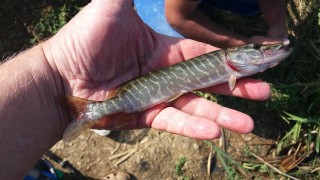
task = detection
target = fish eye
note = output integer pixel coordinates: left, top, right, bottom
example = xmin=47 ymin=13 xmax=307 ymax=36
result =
xmin=252 ymin=43 xmax=261 ymax=49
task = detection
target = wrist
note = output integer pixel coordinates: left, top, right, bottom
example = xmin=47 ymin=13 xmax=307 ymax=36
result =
xmin=34 ymin=43 xmax=70 ymax=135
xmin=1 ymin=43 xmax=69 ymax=139
xmin=0 ymin=44 xmax=69 ymax=178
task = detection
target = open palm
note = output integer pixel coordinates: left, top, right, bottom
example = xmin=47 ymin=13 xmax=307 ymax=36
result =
xmin=43 ymin=0 xmax=270 ymax=139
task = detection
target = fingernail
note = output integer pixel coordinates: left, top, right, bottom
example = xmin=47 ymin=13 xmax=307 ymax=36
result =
xmin=283 ymin=39 xmax=290 ymax=46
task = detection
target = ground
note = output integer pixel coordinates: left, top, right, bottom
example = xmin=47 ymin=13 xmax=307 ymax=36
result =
xmin=49 ymin=123 xmax=282 ymax=179
xmin=1 ymin=0 xmax=318 ymax=179
xmin=53 ymin=129 xmax=213 ymax=179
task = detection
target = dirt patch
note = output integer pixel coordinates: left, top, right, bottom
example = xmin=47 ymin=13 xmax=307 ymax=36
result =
xmin=49 ymin=126 xmax=280 ymax=179
xmin=51 ymin=129 xmax=215 ymax=179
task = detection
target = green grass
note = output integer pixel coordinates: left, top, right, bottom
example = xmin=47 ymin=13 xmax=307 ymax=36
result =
xmin=174 ymin=157 xmax=190 ymax=180
xmin=30 ymin=0 xmax=87 ymax=43
xmin=273 ymin=2 xmax=320 ymax=178
xmin=204 ymin=140 xmax=247 ymax=179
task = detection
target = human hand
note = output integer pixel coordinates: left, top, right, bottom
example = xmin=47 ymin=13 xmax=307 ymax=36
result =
xmin=247 ymin=35 xmax=288 ymax=45
xmin=42 ymin=0 xmax=271 ymax=139
xmin=267 ymin=25 xmax=288 ymax=39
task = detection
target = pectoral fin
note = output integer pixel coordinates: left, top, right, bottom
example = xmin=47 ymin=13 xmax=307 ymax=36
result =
xmin=228 ymin=74 xmax=237 ymax=91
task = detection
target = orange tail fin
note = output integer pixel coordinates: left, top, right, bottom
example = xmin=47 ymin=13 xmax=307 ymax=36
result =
xmin=58 ymin=96 xmax=93 ymax=117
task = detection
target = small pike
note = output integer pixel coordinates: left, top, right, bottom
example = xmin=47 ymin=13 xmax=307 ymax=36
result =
xmin=62 ymin=43 xmax=292 ymax=142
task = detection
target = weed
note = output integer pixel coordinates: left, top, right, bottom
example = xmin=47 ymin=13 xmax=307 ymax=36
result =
xmin=30 ymin=0 xmax=88 ymax=43
xmin=318 ymin=10 xmax=320 ymax=25
xmin=175 ymin=157 xmax=190 ymax=180
xmin=204 ymin=140 xmax=247 ymax=179
xmin=192 ymin=91 xmax=218 ymax=102
xmin=278 ymin=112 xmax=319 ymax=152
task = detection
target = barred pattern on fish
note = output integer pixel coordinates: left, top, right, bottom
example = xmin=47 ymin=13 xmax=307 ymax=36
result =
xmin=62 ymin=43 xmax=292 ymax=142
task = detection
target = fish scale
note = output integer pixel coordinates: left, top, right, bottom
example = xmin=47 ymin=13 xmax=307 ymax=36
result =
xmin=111 ymin=50 xmax=227 ymax=113
xmin=62 ymin=43 xmax=292 ymax=142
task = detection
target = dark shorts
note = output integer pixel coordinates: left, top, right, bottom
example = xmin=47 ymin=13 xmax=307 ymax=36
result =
xmin=200 ymin=0 xmax=260 ymax=16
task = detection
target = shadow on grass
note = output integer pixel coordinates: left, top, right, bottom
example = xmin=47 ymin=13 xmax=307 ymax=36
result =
xmin=0 ymin=0 xmax=89 ymax=60
xmin=0 ymin=0 xmax=42 ymax=58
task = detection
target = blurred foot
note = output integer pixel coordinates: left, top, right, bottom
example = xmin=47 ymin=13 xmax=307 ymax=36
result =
xmin=103 ymin=170 xmax=131 ymax=180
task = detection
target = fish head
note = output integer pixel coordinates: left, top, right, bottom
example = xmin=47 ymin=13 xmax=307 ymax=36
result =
xmin=225 ymin=42 xmax=292 ymax=75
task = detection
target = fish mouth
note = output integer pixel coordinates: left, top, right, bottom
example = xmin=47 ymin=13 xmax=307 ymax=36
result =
xmin=261 ymin=44 xmax=293 ymax=66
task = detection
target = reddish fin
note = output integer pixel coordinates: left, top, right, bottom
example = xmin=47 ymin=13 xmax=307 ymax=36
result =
xmin=106 ymin=88 xmax=120 ymax=99
xmin=114 ymin=112 xmax=140 ymax=129
xmin=58 ymin=96 xmax=93 ymax=117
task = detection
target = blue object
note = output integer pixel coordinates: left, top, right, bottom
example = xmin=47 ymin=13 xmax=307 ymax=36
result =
xmin=134 ymin=0 xmax=183 ymax=37
xmin=24 ymin=158 xmax=58 ymax=180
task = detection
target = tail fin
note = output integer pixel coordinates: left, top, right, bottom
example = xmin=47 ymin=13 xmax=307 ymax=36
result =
xmin=58 ymin=96 xmax=95 ymax=142
xmin=63 ymin=118 xmax=95 ymax=142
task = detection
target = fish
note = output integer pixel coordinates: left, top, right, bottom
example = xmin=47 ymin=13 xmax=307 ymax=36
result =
xmin=62 ymin=42 xmax=292 ymax=142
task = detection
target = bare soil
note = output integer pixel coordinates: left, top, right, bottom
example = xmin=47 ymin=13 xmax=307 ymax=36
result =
xmin=52 ymin=129 xmax=214 ymax=179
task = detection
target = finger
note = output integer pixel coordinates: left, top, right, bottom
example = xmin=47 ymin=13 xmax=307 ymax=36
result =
xmin=148 ymin=107 xmax=222 ymax=139
xmin=203 ymin=78 xmax=271 ymax=101
xmin=177 ymin=38 xmax=219 ymax=59
xmin=156 ymin=34 xmax=219 ymax=67
xmin=94 ymin=103 xmax=168 ymax=129
xmin=94 ymin=93 xmax=254 ymax=139
xmin=93 ymin=78 xmax=265 ymax=131
xmin=171 ymin=93 xmax=254 ymax=134
xmin=96 ymin=105 xmax=222 ymax=141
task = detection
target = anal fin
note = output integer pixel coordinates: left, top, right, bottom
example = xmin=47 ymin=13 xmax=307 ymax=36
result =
xmin=167 ymin=93 xmax=184 ymax=102
xmin=114 ymin=112 xmax=140 ymax=129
